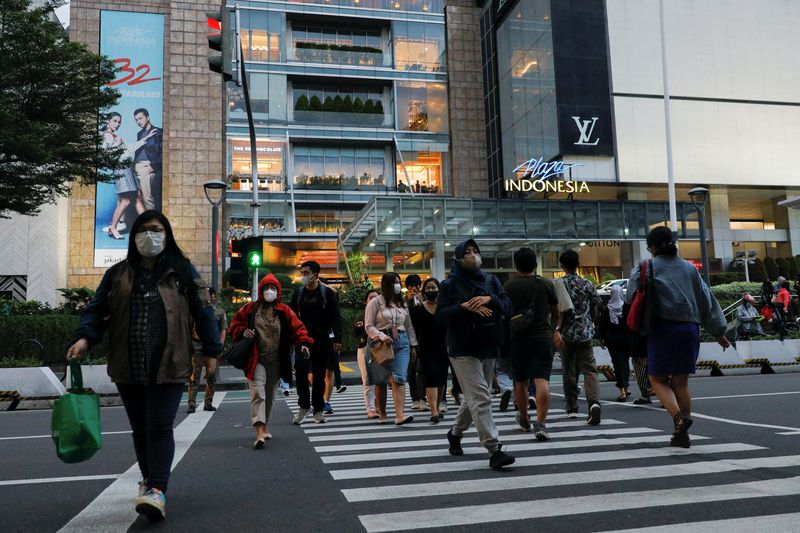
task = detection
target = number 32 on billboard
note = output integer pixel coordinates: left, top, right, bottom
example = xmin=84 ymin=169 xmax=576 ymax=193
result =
xmin=107 ymin=57 xmax=161 ymax=86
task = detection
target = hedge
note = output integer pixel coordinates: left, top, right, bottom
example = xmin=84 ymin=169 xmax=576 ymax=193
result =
xmin=0 ymin=315 xmax=107 ymax=365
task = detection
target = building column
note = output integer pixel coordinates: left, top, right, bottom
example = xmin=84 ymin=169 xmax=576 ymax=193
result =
xmin=625 ymin=191 xmax=649 ymax=271
xmin=709 ymin=188 xmax=733 ymax=268
xmin=432 ymin=240 xmax=446 ymax=280
xmin=779 ymin=194 xmax=800 ymax=256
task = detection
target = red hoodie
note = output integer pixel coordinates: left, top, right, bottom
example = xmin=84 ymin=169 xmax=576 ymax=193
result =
xmin=228 ymin=274 xmax=314 ymax=381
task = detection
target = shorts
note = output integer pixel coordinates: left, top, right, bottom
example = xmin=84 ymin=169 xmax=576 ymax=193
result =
xmin=510 ymin=334 xmax=554 ymax=382
xmin=367 ymin=331 xmax=410 ymax=385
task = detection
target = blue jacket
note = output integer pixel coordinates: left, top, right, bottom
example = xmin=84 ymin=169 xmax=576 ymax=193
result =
xmin=626 ymin=255 xmax=727 ymax=338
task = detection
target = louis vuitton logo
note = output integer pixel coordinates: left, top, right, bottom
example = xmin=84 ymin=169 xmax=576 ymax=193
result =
xmin=572 ymin=116 xmax=600 ymax=146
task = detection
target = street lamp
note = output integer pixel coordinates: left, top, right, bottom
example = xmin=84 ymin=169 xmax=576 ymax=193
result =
xmin=734 ymin=250 xmax=758 ymax=283
xmin=688 ymin=186 xmax=710 ymax=286
xmin=203 ymin=179 xmax=227 ymax=291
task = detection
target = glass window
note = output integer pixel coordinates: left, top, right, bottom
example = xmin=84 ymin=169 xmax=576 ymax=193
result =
xmin=228 ymin=139 xmax=285 ymax=192
xmin=227 ymin=74 xmax=286 ymax=124
xmin=393 ymin=22 xmax=446 ymax=72
xmin=240 ymin=10 xmax=285 ymax=62
xmin=396 ymin=152 xmax=443 ymax=194
xmin=293 ymin=146 xmax=389 ymax=191
xmin=395 ymin=82 xmax=448 ymax=132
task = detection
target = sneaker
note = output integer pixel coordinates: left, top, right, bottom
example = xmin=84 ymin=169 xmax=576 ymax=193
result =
xmin=499 ymin=390 xmax=512 ymax=412
xmin=313 ymin=411 xmax=326 ymax=424
xmin=292 ymin=407 xmax=310 ymax=425
xmin=633 ymin=397 xmax=653 ymax=405
xmin=533 ymin=422 xmax=549 ymax=441
xmin=186 ymin=405 xmax=195 ymax=414
xmin=587 ymin=403 xmax=602 ymax=426
xmin=336 ymin=385 xmax=348 ymax=394
xmin=528 ymin=398 xmax=537 ymax=411
xmin=323 ymin=402 xmax=334 ymax=414
xmin=492 ymin=386 xmax=501 ymax=396
xmin=566 ymin=409 xmax=579 ymax=419
xmin=203 ymin=404 xmax=216 ymax=412
xmin=577 ymin=386 xmax=582 ymax=395
xmin=430 ymin=415 xmax=440 ymax=424
xmin=446 ymin=428 xmax=463 ymax=456
xmin=439 ymin=402 xmax=448 ymax=413
xmin=489 ymin=445 xmax=515 ymax=469
xmin=137 ymin=479 xmax=148 ymax=498
xmin=515 ymin=412 xmax=532 ymax=432
xmin=411 ymin=401 xmax=421 ymax=411
xmin=283 ymin=389 xmax=290 ymax=397
xmin=135 ymin=488 xmax=166 ymax=522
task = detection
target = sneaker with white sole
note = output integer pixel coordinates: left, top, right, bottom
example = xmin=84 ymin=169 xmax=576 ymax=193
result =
xmin=515 ymin=412 xmax=532 ymax=432
xmin=566 ymin=409 xmax=579 ymax=419
xmin=439 ymin=402 xmax=448 ymax=413
xmin=292 ymin=407 xmax=310 ymax=425
xmin=137 ymin=479 xmax=148 ymax=498
xmin=135 ymin=488 xmax=166 ymax=521
xmin=533 ymin=422 xmax=549 ymax=441
xmin=313 ymin=411 xmax=326 ymax=423
xmin=587 ymin=403 xmax=602 ymax=426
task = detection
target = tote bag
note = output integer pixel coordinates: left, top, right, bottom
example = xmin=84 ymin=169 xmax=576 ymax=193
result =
xmin=51 ymin=360 xmax=102 ymax=464
xmin=222 ymin=308 xmax=256 ymax=370
xmin=627 ymin=260 xmax=653 ymax=334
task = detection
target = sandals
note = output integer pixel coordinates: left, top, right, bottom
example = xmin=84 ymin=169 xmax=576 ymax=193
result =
xmin=253 ymin=439 xmax=265 ymax=450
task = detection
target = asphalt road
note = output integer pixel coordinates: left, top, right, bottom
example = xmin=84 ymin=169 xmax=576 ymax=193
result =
xmin=1 ymin=373 xmax=800 ymax=532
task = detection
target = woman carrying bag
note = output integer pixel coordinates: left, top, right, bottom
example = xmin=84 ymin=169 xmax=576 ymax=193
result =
xmin=66 ymin=211 xmax=222 ymax=522
xmin=365 ymin=272 xmax=418 ymax=425
xmin=229 ymin=274 xmax=313 ymax=448
xmin=597 ymin=285 xmax=632 ymax=402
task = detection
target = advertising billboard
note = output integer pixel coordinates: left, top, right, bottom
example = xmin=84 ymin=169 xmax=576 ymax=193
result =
xmin=94 ymin=11 xmax=165 ymax=267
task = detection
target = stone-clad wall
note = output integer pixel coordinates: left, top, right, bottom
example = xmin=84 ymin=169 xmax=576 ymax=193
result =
xmin=68 ymin=0 xmax=224 ymax=289
xmin=445 ymin=0 xmax=489 ymax=198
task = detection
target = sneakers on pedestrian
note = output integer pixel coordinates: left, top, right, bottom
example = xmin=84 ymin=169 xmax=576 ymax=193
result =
xmin=186 ymin=405 xmax=195 ymax=414
xmin=203 ymin=404 xmax=216 ymax=412
xmin=447 ymin=428 xmax=463 ymax=456
xmin=313 ymin=411 xmax=327 ymax=424
xmin=292 ymin=407 xmax=310 ymax=425
xmin=587 ymin=403 xmax=602 ymax=426
xmin=633 ymin=397 xmax=653 ymax=405
xmin=533 ymin=422 xmax=549 ymax=441
xmin=411 ymin=401 xmax=421 ymax=411
xmin=528 ymin=398 xmax=537 ymax=411
xmin=577 ymin=385 xmax=583 ymax=395
xmin=499 ymin=389 xmax=512 ymax=412
xmin=515 ymin=412 xmax=532 ymax=432
xmin=135 ymin=488 xmax=166 ymax=522
xmin=283 ymin=388 xmax=290 ymax=397
xmin=137 ymin=479 xmax=148 ymax=498
xmin=439 ymin=402 xmax=448 ymax=413
xmin=566 ymin=409 xmax=579 ymax=419
xmin=336 ymin=385 xmax=347 ymax=393
xmin=489 ymin=445 xmax=515 ymax=470
xmin=430 ymin=415 xmax=440 ymax=424
xmin=323 ymin=402 xmax=334 ymax=414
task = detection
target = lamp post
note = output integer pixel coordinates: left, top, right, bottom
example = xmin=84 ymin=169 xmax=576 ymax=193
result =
xmin=735 ymin=250 xmax=757 ymax=283
xmin=203 ymin=180 xmax=227 ymax=291
xmin=688 ymin=187 xmax=710 ymax=286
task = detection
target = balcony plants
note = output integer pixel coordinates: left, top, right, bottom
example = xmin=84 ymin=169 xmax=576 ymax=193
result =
xmin=295 ymin=94 xmax=310 ymax=111
xmin=309 ymin=95 xmax=322 ymax=111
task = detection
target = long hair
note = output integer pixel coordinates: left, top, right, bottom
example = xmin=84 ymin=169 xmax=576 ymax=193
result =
xmin=127 ymin=210 xmax=195 ymax=291
xmin=646 ymin=226 xmax=679 ymax=257
xmin=380 ymin=272 xmax=405 ymax=307
xmin=422 ymin=277 xmax=440 ymax=294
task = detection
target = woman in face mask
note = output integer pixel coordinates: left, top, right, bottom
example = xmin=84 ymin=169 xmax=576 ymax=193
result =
xmin=410 ymin=278 xmax=449 ymax=423
xmin=67 ymin=211 xmax=223 ymax=522
xmin=365 ymin=272 xmax=419 ymax=425
xmin=229 ymin=274 xmax=313 ymax=448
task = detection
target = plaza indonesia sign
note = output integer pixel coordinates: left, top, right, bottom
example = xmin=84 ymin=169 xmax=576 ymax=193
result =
xmin=505 ymin=156 xmax=591 ymax=194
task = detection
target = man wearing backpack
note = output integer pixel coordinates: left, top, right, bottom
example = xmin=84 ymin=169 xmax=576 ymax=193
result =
xmin=436 ymin=239 xmax=515 ymax=470
xmin=503 ymin=248 xmax=559 ymax=440
xmin=290 ymin=261 xmax=343 ymax=424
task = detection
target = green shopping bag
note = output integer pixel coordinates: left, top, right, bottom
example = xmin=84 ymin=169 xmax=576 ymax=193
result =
xmin=51 ymin=360 xmax=102 ymax=463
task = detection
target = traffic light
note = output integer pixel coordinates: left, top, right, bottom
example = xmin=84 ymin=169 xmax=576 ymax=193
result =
xmin=247 ymin=249 xmax=262 ymax=269
xmin=227 ymin=236 xmax=261 ymax=289
xmin=207 ymin=8 xmax=233 ymax=82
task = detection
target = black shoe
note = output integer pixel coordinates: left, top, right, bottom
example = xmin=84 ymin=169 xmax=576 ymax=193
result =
xmin=587 ymin=403 xmax=602 ymax=426
xmin=336 ymin=385 xmax=347 ymax=394
xmin=528 ymin=398 xmax=536 ymax=411
xmin=577 ymin=386 xmax=582 ymax=395
xmin=671 ymin=414 xmax=693 ymax=448
xmin=203 ymin=404 xmax=216 ymax=412
xmin=489 ymin=445 xmax=515 ymax=470
xmin=633 ymin=397 xmax=652 ymax=405
xmin=430 ymin=415 xmax=440 ymax=424
xmin=566 ymin=409 xmax=579 ymax=419
xmin=447 ymin=429 xmax=463 ymax=456
xmin=186 ymin=405 xmax=195 ymax=414
xmin=499 ymin=390 xmax=512 ymax=412
xmin=492 ymin=387 xmax=501 ymax=396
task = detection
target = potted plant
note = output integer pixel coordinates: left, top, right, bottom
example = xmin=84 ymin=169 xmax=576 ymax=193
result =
xmin=309 ymin=95 xmax=322 ymax=111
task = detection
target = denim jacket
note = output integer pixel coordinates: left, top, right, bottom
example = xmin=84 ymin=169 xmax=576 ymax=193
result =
xmin=625 ymin=255 xmax=727 ymax=338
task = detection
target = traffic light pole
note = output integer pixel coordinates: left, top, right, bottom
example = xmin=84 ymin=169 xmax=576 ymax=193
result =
xmin=234 ymin=4 xmax=261 ymax=301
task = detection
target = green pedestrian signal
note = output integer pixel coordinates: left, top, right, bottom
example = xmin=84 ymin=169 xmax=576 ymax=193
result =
xmin=247 ymin=251 xmax=262 ymax=269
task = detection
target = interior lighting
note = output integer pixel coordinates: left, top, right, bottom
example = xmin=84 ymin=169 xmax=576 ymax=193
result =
xmin=369 ymin=242 xmax=376 ymax=247
xmin=445 ymin=242 xmax=451 ymax=247
xmin=579 ymin=242 xmax=587 ymax=247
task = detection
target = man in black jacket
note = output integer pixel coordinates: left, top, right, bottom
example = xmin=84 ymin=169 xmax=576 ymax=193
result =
xmin=290 ymin=261 xmax=343 ymax=424
xmin=435 ymin=239 xmax=515 ymax=469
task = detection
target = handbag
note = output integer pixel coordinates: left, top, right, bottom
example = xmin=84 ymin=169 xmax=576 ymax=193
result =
xmin=627 ymin=260 xmax=652 ymax=333
xmin=369 ymin=298 xmax=395 ymax=365
xmin=51 ymin=360 xmax=102 ymax=464
xmin=222 ymin=307 xmax=256 ymax=370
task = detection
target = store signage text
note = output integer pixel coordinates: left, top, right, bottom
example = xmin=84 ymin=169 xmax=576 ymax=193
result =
xmin=505 ymin=156 xmax=591 ymax=194
xmin=232 ymin=144 xmax=282 ymax=153
xmin=572 ymin=116 xmax=600 ymax=146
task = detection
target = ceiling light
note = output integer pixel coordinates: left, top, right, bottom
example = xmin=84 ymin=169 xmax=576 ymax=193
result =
xmin=445 ymin=242 xmax=451 ymax=247
xmin=369 ymin=242 xmax=376 ymax=247
xmin=579 ymin=242 xmax=587 ymax=247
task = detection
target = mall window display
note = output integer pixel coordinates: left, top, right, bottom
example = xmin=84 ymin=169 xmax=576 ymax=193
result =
xmin=228 ymin=139 xmax=285 ymax=192
xmin=393 ymin=21 xmax=446 ymax=72
xmin=293 ymin=146 xmax=389 ymax=190
xmin=395 ymin=81 xmax=448 ymax=132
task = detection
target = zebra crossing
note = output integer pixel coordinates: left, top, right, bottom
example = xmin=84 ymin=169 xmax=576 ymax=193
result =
xmin=286 ymin=389 xmax=800 ymax=532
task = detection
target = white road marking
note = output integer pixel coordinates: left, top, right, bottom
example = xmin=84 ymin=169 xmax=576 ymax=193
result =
xmin=0 ymin=474 xmax=120 ymax=487
xmin=343 ymin=454 xmax=800 ymax=502
xmin=608 ymin=512 xmax=800 ymax=532
xmin=691 ymin=391 xmax=800 ymax=401
xmin=57 ymin=392 xmax=225 ymax=533
xmin=303 ymin=411 xmax=573 ymax=431
xmin=358 ymin=474 xmax=800 ymax=532
xmin=331 ymin=443 xmax=762 ymax=480
xmin=0 ymin=430 xmax=131 ymax=441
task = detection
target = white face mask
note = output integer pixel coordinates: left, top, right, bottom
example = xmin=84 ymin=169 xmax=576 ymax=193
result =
xmin=393 ymin=283 xmax=402 ymax=295
xmin=300 ymin=274 xmax=312 ymax=286
xmin=135 ymin=231 xmax=165 ymax=257
xmin=461 ymin=254 xmax=482 ymax=270
xmin=263 ymin=288 xmax=278 ymax=302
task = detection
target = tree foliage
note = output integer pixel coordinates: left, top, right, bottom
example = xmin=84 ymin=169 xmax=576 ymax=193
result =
xmin=0 ymin=0 xmax=123 ymax=217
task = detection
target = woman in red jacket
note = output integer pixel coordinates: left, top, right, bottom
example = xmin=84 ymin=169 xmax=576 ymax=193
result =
xmin=229 ymin=274 xmax=313 ymax=448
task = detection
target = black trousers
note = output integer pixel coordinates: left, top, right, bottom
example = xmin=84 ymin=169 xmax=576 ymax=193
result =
xmin=407 ymin=358 xmax=425 ymax=402
xmin=295 ymin=337 xmax=330 ymax=413
xmin=608 ymin=345 xmax=630 ymax=389
xmin=117 ymin=383 xmax=184 ymax=493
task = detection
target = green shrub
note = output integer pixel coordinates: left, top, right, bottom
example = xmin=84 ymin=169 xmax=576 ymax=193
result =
xmin=309 ymin=95 xmax=322 ymax=111
xmin=340 ymin=306 xmax=362 ymax=354
xmin=0 ymin=298 xmax=54 ymax=317
xmin=764 ymin=257 xmax=779 ymax=281
xmin=710 ymin=282 xmax=762 ymax=309
xmin=0 ymin=314 xmax=107 ymax=364
xmin=322 ymin=96 xmax=337 ymax=112
xmin=749 ymin=258 xmax=767 ymax=282
xmin=364 ymin=99 xmax=375 ymax=114
xmin=341 ymin=95 xmax=353 ymax=113
xmin=375 ymin=101 xmax=384 ymax=114
xmin=600 ymin=272 xmax=616 ymax=284
xmin=776 ymin=257 xmax=790 ymax=278
xmin=333 ymin=94 xmax=343 ymax=111
xmin=295 ymin=94 xmax=310 ymax=111
xmin=710 ymin=272 xmax=744 ymax=286
xmin=353 ymin=97 xmax=364 ymax=113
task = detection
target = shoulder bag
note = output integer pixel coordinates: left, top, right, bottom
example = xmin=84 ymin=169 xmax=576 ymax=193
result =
xmin=369 ymin=298 xmax=395 ymax=366
xmin=627 ymin=260 xmax=653 ymax=334
xmin=222 ymin=306 xmax=256 ymax=370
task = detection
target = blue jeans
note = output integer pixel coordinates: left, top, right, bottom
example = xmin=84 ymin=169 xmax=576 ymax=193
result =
xmin=369 ymin=332 xmax=411 ymax=385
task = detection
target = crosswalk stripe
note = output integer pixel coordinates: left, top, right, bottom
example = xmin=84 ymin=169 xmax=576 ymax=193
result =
xmin=313 ymin=427 xmax=663 ymax=453
xmin=307 ymin=419 xmax=626 ymax=442
xmin=608 ymin=512 xmax=800 ymax=533
xmin=306 ymin=408 xmax=562 ymax=423
xmin=303 ymin=412 xmax=573 ymax=431
xmin=330 ymin=443 xmax=763 ymax=480
xmin=357 ymin=475 xmax=800 ymax=532
xmin=342 ymin=453 xmax=800 ymax=502
xmin=321 ymin=434 xmax=710 ymax=464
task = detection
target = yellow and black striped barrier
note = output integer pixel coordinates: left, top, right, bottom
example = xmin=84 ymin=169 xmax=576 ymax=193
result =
xmin=0 ymin=390 xmax=21 ymax=411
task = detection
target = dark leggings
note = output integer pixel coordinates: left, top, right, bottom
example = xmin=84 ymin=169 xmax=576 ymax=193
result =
xmin=608 ymin=346 xmax=630 ymax=389
xmin=631 ymin=357 xmax=650 ymax=397
xmin=117 ymin=383 xmax=184 ymax=493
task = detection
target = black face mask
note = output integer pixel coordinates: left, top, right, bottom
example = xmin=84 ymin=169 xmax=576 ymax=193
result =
xmin=425 ymin=291 xmax=438 ymax=301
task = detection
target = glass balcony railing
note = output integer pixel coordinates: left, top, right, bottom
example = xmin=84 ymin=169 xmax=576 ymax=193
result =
xmin=293 ymin=174 xmax=389 ymax=192
xmin=287 ymin=0 xmax=444 ymax=14
xmin=291 ymin=44 xmax=386 ymax=67
xmin=293 ymin=110 xmax=390 ymax=127
xmin=229 ymin=174 xmax=286 ymax=193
